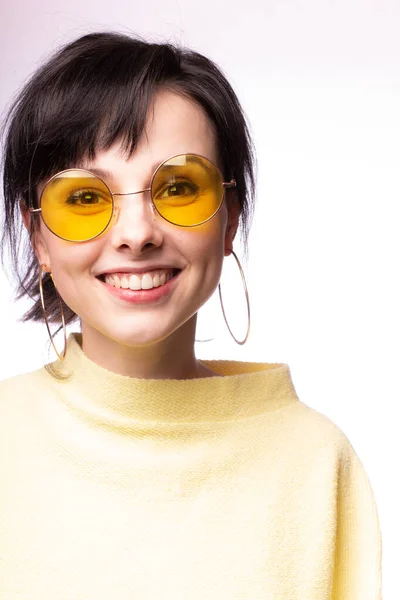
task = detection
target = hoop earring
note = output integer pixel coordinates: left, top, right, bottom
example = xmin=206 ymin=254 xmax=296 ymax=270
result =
xmin=39 ymin=264 xmax=67 ymax=360
xmin=218 ymin=250 xmax=250 ymax=345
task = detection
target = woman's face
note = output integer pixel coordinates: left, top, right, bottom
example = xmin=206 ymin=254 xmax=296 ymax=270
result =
xmin=30 ymin=90 xmax=238 ymax=350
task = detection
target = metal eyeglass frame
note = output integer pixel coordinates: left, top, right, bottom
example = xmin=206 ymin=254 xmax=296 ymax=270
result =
xmin=29 ymin=153 xmax=237 ymax=242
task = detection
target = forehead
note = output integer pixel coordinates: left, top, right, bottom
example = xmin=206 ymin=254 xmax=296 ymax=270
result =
xmin=83 ymin=90 xmax=219 ymax=174
xmin=144 ymin=90 xmax=217 ymax=154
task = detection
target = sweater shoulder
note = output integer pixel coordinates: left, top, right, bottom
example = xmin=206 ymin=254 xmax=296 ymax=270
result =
xmin=283 ymin=399 xmax=358 ymax=457
xmin=0 ymin=368 xmax=47 ymax=400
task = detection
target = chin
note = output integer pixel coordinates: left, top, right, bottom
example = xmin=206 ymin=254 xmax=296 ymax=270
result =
xmin=84 ymin=320 xmax=179 ymax=349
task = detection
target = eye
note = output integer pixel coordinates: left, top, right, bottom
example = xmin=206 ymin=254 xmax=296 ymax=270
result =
xmin=161 ymin=181 xmax=196 ymax=198
xmin=169 ymin=183 xmax=189 ymax=196
xmin=66 ymin=190 xmax=108 ymax=205
xmin=155 ymin=179 xmax=199 ymax=203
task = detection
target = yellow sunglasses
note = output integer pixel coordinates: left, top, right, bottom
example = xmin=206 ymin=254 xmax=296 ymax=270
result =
xmin=29 ymin=153 xmax=236 ymax=242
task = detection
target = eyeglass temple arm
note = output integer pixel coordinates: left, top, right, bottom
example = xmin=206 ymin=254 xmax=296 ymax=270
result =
xmin=223 ymin=179 xmax=236 ymax=189
xmin=29 ymin=208 xmax=42 ymax=213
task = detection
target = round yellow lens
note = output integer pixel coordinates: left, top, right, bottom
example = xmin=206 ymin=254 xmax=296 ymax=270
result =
xmin=151 ymin=154 xmax=223 ymax=226
xmin=40 ymin=169 xmax=113 ymax=242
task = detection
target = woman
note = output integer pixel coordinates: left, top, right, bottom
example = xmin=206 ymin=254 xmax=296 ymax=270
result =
xmin=0 ymin=32 xmax=381 ymax=599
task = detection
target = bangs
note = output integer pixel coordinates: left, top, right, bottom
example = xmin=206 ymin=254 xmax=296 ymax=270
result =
xmin=28 ymin=73 xmax=154 ymax=189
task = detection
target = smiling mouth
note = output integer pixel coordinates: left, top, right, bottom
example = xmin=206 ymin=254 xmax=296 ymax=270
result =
xmin=97 ymin=268 xmax=181 ymax=291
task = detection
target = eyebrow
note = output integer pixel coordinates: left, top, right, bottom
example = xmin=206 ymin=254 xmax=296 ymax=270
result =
xmin=45 ymin=169 xmax=105 ymax=190
xmin=185 ymin=155 xmax=214 ymax=175
xmin=78 ymin=166 xmax=114 ymax=180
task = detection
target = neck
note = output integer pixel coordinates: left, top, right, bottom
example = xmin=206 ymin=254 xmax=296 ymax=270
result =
xmin=80 ymin=317 xmax=215 ymax=380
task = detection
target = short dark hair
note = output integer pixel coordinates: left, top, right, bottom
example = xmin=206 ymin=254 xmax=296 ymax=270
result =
xmin=1 ymin=31 xmax=255 ymax=326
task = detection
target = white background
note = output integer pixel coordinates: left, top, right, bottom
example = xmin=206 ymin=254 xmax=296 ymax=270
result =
xmin=1 ymin=0 xmax=398 ymax=596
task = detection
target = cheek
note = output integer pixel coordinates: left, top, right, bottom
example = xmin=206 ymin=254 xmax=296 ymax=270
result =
xmin=180 ymin=206 xmax=228 ymax=252
xmin=44 ymin=235 xmax=103 ymax=279
xmin=178 ymin=216 xmax=227 ymax=291
xmin=178 ymin=225 xmax=226 ymax=267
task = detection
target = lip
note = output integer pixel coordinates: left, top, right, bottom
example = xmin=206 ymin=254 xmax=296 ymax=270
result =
xmin=97 ymin=269 xmax=181 ymax=304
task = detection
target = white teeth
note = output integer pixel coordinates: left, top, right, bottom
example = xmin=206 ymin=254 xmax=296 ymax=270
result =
xmin=129 ymin=274 xmax=141 ymax=290
xmin=141 ymin=274 xmax=154 ymax=290
xmin=120 ymin=275 xmax=129 ymax=289
xmin=103 ymin=270 xmax=175 ymax=290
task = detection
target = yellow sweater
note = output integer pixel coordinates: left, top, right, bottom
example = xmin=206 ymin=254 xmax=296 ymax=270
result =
xmin=0 ymin=333 xmax=381 ymax=599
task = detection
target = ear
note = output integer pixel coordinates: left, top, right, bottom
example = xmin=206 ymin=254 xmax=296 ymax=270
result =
xmin=20 ymin=199 xmax=32 ymax=234
xmin=20 ymin=199 xmax=51 ymax=268
xmin=224 ymin=196 xmax=240 ymax=257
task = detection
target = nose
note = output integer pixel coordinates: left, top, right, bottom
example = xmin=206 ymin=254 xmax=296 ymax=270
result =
xmin=108 ymin=189 xmax=164 ymax=254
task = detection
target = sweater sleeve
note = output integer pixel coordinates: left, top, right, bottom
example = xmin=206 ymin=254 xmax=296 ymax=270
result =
xmin=331 ymin=439 xmax=382 ymax=600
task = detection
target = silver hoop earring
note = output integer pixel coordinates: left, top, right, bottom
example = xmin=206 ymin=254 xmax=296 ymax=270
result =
xmin=218 ymin=250 xmax=251 ymax=345
xmin=39 ymin=264 xmax=67 ymax=360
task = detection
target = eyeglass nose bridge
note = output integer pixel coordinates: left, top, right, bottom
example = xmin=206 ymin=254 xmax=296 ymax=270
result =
xmin=112 ymin=187 xmax=152 ymax=198
xmin=110 ymin=187 xmax=155 ymax=224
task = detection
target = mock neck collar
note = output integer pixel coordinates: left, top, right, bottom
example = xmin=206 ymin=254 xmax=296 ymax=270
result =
xmin=46 ymin=333 xmax=299 ymax=424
